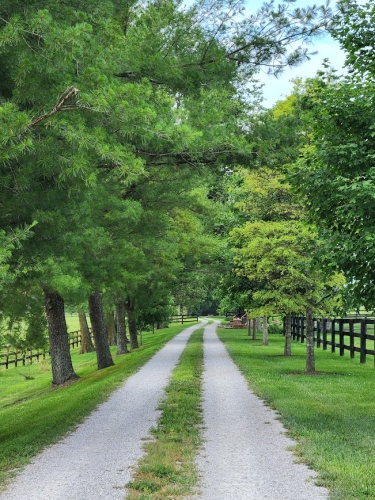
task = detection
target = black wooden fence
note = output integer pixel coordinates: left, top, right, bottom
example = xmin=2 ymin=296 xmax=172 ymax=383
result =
xmin=0 ymin=329 xmax=88 ymax=370
xmin=170 ymin=314 xmax=199 ymax=324
xmin=288 ymin=316 xmax=375 ymax=366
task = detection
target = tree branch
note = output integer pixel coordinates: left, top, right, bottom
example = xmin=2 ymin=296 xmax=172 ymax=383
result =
xmin=30 ymin=86 xmax=79 ymax=127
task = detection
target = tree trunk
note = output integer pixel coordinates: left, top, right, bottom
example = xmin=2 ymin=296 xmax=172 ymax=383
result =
xmin=256 ymin=317 xmax=261 ymax=333
xmin=106 ymin=310 xmax=116 ymax=346
xmin=126 ymin=297 xmax=138 ymax=349
xmin=263 ymin=316 xmax=269 ymax=346
xmin=247 ymin=318 xmax=252 ymax=337
xmin=305 ymin=307 xmax=315 ymax=374
xmin=116 ymin=301 xmax=129 ymax=355
xmin=252 ymin=318 xmax=257 ymax=340
xmin=43 ymin=288 xmax=78 ymax=385
xmin=78 ymin=309 xmax=95 ymax=354
xmin=284 ymin=313 xmax=292 ymax=356
xmin=88 ymin=291 xmax=114 ymax=370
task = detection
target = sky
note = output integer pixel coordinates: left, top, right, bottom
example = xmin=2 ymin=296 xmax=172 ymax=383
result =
xmin=245 ymin=0 xmax=347 ymax=106
xmin=258 ymin=38 xmax=346 ymax=106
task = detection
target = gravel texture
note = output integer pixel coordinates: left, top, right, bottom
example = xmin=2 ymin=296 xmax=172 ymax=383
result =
xmin=1 ymin=321 xmax=329 ymax=500
xmin=0 ymin=323 xmax=202 ymax=500
xmin=194 ymin=321 xmax=329 ymax=500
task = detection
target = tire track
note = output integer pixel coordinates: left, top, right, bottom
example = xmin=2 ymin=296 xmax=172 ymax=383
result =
xmin=195 ymin=322 xmax=328 ymax=500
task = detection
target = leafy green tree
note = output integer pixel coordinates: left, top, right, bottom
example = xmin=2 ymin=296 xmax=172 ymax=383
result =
xmin=331 ymin=0 xmax=375 ymax=77
xmin=231 ymin=219 xmax=344 ymax=370
xmin=285 ymin=0 xmax=375 ymax=310
xmin=0 ymin=283 xmax=48 ymax=351
xmin=288 ymin=75 xmax=375 ymax=308
xmin=0 ymin=0 xmax=334 ymax=384
xmin=226 ymin=131 xmax=344 ymax=369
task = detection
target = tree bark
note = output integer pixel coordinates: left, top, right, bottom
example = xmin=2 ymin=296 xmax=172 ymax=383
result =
xmin=88 ymin=291 xmax=114 ymax=370
xmin=43 ymin=288 xmax=78 ymax=385
xmin=305 ymin=307 xmax=315 ymax=374
xmin=252 ymin=318 xmax=257 ymax=340
xmin=263 ymin=316 xmax=269 ymax=346
xmin=78 ymin=308 xmax=95 ymax=354
xmin=256 ymin=317 xmax=261 ymax=333
xmin=106 ymin=310 xmax=116 ymax=346
xmin=116 ymin=301 xmax=129 ymax=355
xmin=126 ymin=297 xmax=138 ymax=349
xmin=284 ymin=313 xmax=292 ymax=356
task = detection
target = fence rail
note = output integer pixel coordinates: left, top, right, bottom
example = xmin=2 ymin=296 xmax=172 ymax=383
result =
xmin=0 ymin=329 xmax=90 ymax=370
xmin=169 ymin=314 xmax=199 ymax=324
xmin=288 ymin=317 xmax=375 ymax=366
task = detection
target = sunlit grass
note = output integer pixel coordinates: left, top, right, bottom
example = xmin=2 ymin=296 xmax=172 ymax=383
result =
xmin=218 ymin=328 xmax=375 ymax=500
xmin=126 ymin=328 xmax=204 ymax=499
xmin=65 ymin=313 xmax=84 ymax=333
xmin=0 ymin=324 xmax=191 ymax=489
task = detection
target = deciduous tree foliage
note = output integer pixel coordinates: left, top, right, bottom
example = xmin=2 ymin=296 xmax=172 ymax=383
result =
xmin=0 ymin=0 xmax=332 ymax=383
xmin=225 ymin=106 xmax=345 ymax=369
xmin=288 ymin=41 xmax=375 ymax=307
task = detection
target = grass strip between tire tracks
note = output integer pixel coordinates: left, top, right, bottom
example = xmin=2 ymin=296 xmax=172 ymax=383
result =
xmin=0 ymin=323 xmax=194 ymax=489
xmin=126 ymin=327 xmax=204 ymax=500
xmin=218 ymin=327 xmax=375 ymax=500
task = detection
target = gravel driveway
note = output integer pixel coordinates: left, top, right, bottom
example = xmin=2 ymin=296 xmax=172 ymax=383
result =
xmin=194 ymin=321 xmax=328 ymax=500
xmin=1 ymin=321 xmax=329 ymax=500
xmin=0 ymin=322 xmax=203 ymax=500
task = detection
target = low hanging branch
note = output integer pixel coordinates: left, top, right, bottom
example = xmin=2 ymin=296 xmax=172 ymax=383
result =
xmin=30 ymin=86 xmax=79 ymax=127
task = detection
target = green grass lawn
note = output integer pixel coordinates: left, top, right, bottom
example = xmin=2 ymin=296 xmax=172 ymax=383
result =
xmin=126 ymin=328 xmax=204 ymax=499
xmin=218 ymin=328 xmax=375 ymax=500
xmin=0 ymin=323 xmax=191 ymax=489
xmin=4 ymin=320 xmax=375 ymax=499
xmin=65 ymin=313 xmax=84 ymax=333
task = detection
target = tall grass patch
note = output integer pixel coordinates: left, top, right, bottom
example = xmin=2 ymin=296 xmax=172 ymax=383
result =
xmin=218 ymin=328 xmax=375 ymax=500
xmin=126 ymin=328 xmax=204 ymax=499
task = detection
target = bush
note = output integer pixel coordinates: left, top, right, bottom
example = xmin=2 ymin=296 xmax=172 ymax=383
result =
xmin=268 ymin=323 xmax=283 ymax=335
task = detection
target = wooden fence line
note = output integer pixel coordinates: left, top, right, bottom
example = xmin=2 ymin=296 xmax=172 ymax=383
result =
xmin=1 ymin=314 xmax=199 ymax=370
xmin=0 ymin=329 xmax=89 ymax=370
xmin=169 ymin=314 xmax=199 ymax=324
xmin=288 ymin=317 xmax=375 ymax=366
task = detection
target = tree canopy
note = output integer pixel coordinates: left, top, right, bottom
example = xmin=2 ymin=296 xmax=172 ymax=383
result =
xmin=288 ymin=0 xmax=375 ymax=309
xmin=0 ymin=0 xmax=337 ymax=382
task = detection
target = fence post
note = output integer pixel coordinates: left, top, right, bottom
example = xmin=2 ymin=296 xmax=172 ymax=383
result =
xmin=360 ymin=319 xmax=367 ymax=364
xmin=339 ymin=321 xmax=345 ymax=357
xmin=301 ymin=317 xmax=305 ymax=343
xmin=5 ymin=346 xmax=9 ymax=369
xmin=331 ymin=319 xmax=336 ymax=353
xmin=291 ymin=317 xmax=296 ymax=340
xmin=322 ymin=319 xmax=327 ymax=350
xmin=349 ymin=320 xmax=355 ymax=359
xmin=316 ymin=319 xmax=321 ymax=348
